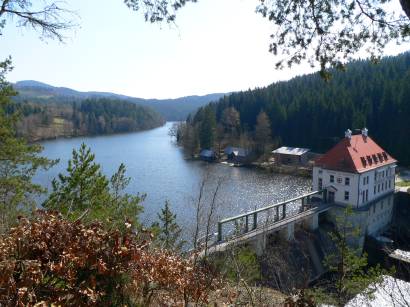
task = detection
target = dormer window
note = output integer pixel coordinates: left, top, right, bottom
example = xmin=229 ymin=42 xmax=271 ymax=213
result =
xmin=360 ymin=157 xmax=367 ymax=167
xmin=382 ymin=152 xmax=388 ymax=160
xmin=372 ymin=154 xmax=378 ymax=163
xmin=378 ymin=153 xmax=383 ymax=161
xmin=367 ymin=156 xmax=373 ymax=165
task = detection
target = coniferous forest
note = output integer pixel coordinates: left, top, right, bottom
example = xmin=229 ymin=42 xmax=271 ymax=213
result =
xmin=2 ymin=0 xmax=410 ymax=304
xmin=187 ymin=52 xmax=410 ymax=165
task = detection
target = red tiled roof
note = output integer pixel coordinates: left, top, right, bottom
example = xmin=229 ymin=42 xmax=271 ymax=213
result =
xmin=315 ymin=134 xmax=397 ymax=173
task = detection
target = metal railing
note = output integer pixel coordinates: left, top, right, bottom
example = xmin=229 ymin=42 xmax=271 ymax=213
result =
xmin=216 ymin=190 xmax=326 ymax=242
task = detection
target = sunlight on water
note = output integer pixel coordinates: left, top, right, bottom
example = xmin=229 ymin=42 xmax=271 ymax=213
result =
xmin=34 ymin=122 xmax=311 ymax=241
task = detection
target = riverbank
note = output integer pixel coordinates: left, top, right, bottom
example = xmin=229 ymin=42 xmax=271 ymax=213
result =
xmin=252 ymin=161 xmax=312 ymax=178
xmin=35 ymin=123 xmax=312 ymax=238
xmin=396 ymin=167 xmax=410 ymax=193
xmin=15 ymin=99 xmax=165 ymax=142
xmin=23 ymin=118 xmax=166 ymax=143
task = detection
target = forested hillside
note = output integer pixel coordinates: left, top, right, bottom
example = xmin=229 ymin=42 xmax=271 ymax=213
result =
xmin=9 ymin=98 xmax=165 ymax=141
xmin=13 ymin=81 xmax=226 ymax=121
xmin=188 ymin=52 xmax=410 ymax=165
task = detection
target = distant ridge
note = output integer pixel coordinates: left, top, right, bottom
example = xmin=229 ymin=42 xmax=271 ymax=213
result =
xmin=15 ymin=80 xmax=55 ymax=88
xmin=13 ymin=80 xmax=227 ymax=121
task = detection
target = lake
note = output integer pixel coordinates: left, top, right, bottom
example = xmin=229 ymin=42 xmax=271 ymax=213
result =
xmin=34 ymin=122 xmax=311 ymax=239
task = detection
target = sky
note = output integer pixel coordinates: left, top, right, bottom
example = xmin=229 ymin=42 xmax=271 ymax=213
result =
xmin=1 ymin=0 xmax=409 ymax=99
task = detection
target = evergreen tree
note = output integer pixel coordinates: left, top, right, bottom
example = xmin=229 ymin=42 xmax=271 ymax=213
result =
xmin=71 ymin=101 xmax=80 ymax=134
xmin=108 ymin=163 xmax=145 ymax=231
xmin=0 ymin=58 xmax=56 ymax=233
xmin=152 ymin=200 xmax=185 ymax=251
xmin=44 ymin=143 xmax=110 ymax=217
xmin=44 ymin=144 xmax=143 ymax=229
xmin=310 ymin=206 xmax=385 ymax=306
xmin=188 ymin=52 xmax=410 ymax=165
xmin=198 ymin=107 xmax=216 ymax=149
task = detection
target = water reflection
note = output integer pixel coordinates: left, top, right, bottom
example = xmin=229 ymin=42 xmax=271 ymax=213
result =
xmin=34 ymin=123 xmax=311 ymax=240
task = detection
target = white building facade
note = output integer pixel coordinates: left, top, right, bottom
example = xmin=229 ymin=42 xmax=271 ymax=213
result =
xmin=312 ymin=163 xmax=396 ymax=208
xmin=313 ymin=129 xmax=397 ymax=237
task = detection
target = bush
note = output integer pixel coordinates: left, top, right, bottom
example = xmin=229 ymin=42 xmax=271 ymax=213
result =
xmin=0 ymin=211 xmax=221 ymax=306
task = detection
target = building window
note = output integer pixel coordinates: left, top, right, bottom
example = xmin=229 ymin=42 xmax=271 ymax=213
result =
xmin=318 ymin=169 xmax=323 ymax=174
xmin=344 ymin=191 xmax=349 ymax=201
xmin=345 ymin=177 xmax=350 ymax=186
xmin=318 ymin=178 xmax=323 ymax=190
xmin=337 ymin=177 xmax=342 ymax=184
xmin=367 ymin=176 xmax=369 ymax=184
xmin=363 ymin=177 xmax=366 ymax=185
xmin=365 ymin=189 xmax=368 ymax=201
xmin=389 ymin=180 xmax=391 ymax=189
xmin=362 ymin=191 xmax=365 ymax=203
xmin=374 ymin=186 xmax=376 ymax=194
xmin=330 ymin=175 xmax=334 ymax=183
xmin=378 ymin=184 xmax=380 ymax=192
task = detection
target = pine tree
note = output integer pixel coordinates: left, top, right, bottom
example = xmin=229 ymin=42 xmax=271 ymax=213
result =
xmin=0 ymin=58 xmax=56 ymax=233
xmin=44 ymin=143 xmax=110 ymax=217
xmin=310 ymin=206 xmax=385 ymax=306
xmin=44 ymin=144 xmax=144 ymax=230
xmin=109 ymin=163 xmax=144 ymax=231
xmin=152 ymin=200 xmax=185 ymax=251
xmin=198 ymin=107 xmax=216 ymax=149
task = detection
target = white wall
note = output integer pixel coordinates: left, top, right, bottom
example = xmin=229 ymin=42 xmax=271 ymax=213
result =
xmin=358 ymin=165 xmax=396 ymax=207
xmin=313 ymin=167 xmax=360 ymax=206
xmin=366 ymin=193 xmax=394 ymax=236
xmin=313 ymin=164 xmax=396 ymax=208
xmin=324 ymin=193 xmax=394 ymax=250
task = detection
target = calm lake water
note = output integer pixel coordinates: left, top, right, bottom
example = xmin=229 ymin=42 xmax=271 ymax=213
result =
xmin=34 ymin=122 xmax=311 ymax=237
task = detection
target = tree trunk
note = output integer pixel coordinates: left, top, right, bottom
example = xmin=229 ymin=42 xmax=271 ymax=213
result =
xmin=400 ymin=0 xmax=410 ymax=20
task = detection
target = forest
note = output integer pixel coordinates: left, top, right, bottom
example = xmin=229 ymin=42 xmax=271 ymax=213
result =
xmin=183 ymin=52 xmax=410 ymax=165
xmin=13 ymin=80 xmax=225 ymax=121
xmin=8 ymin=98 xmax=165 ymax=141
xmin=2 ymin=0 xmax=410 ymax=304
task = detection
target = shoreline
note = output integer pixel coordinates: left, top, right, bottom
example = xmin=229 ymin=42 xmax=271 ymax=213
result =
xmin=27 ymin=121 xmax=167 ymax=144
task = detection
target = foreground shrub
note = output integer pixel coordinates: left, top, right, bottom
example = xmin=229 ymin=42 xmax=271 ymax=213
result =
xmin=0 ymin=211 xmax=220 ymax=306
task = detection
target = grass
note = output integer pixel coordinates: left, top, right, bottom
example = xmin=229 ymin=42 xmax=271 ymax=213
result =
xmin=396 ymin=180 xmax=410 ymax=187
xmin=53 ymin=117 xmax=65 ymax=125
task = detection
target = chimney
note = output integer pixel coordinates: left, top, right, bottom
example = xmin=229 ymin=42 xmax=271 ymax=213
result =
xmin=361 ymin=127 xmax=368 ymax=138
xmin=345 ymin=129 xmax=352 ymax=140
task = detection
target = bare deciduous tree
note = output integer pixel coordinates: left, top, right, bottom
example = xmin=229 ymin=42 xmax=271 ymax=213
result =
xmin=0 ymin=0 xmax=78 ymax=41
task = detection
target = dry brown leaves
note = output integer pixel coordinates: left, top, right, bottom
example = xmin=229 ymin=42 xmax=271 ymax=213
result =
xmin=0 ymin=210 xmax=221 ymax=306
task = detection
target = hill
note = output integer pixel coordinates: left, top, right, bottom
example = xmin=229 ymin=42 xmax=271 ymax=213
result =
xmin=188 ymin=52 xmax=410 ymax=165
xmin=13 ymin=81 xmax=226 ymax=121
xmin=11 ymin=98 xmax=165 ymax=142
